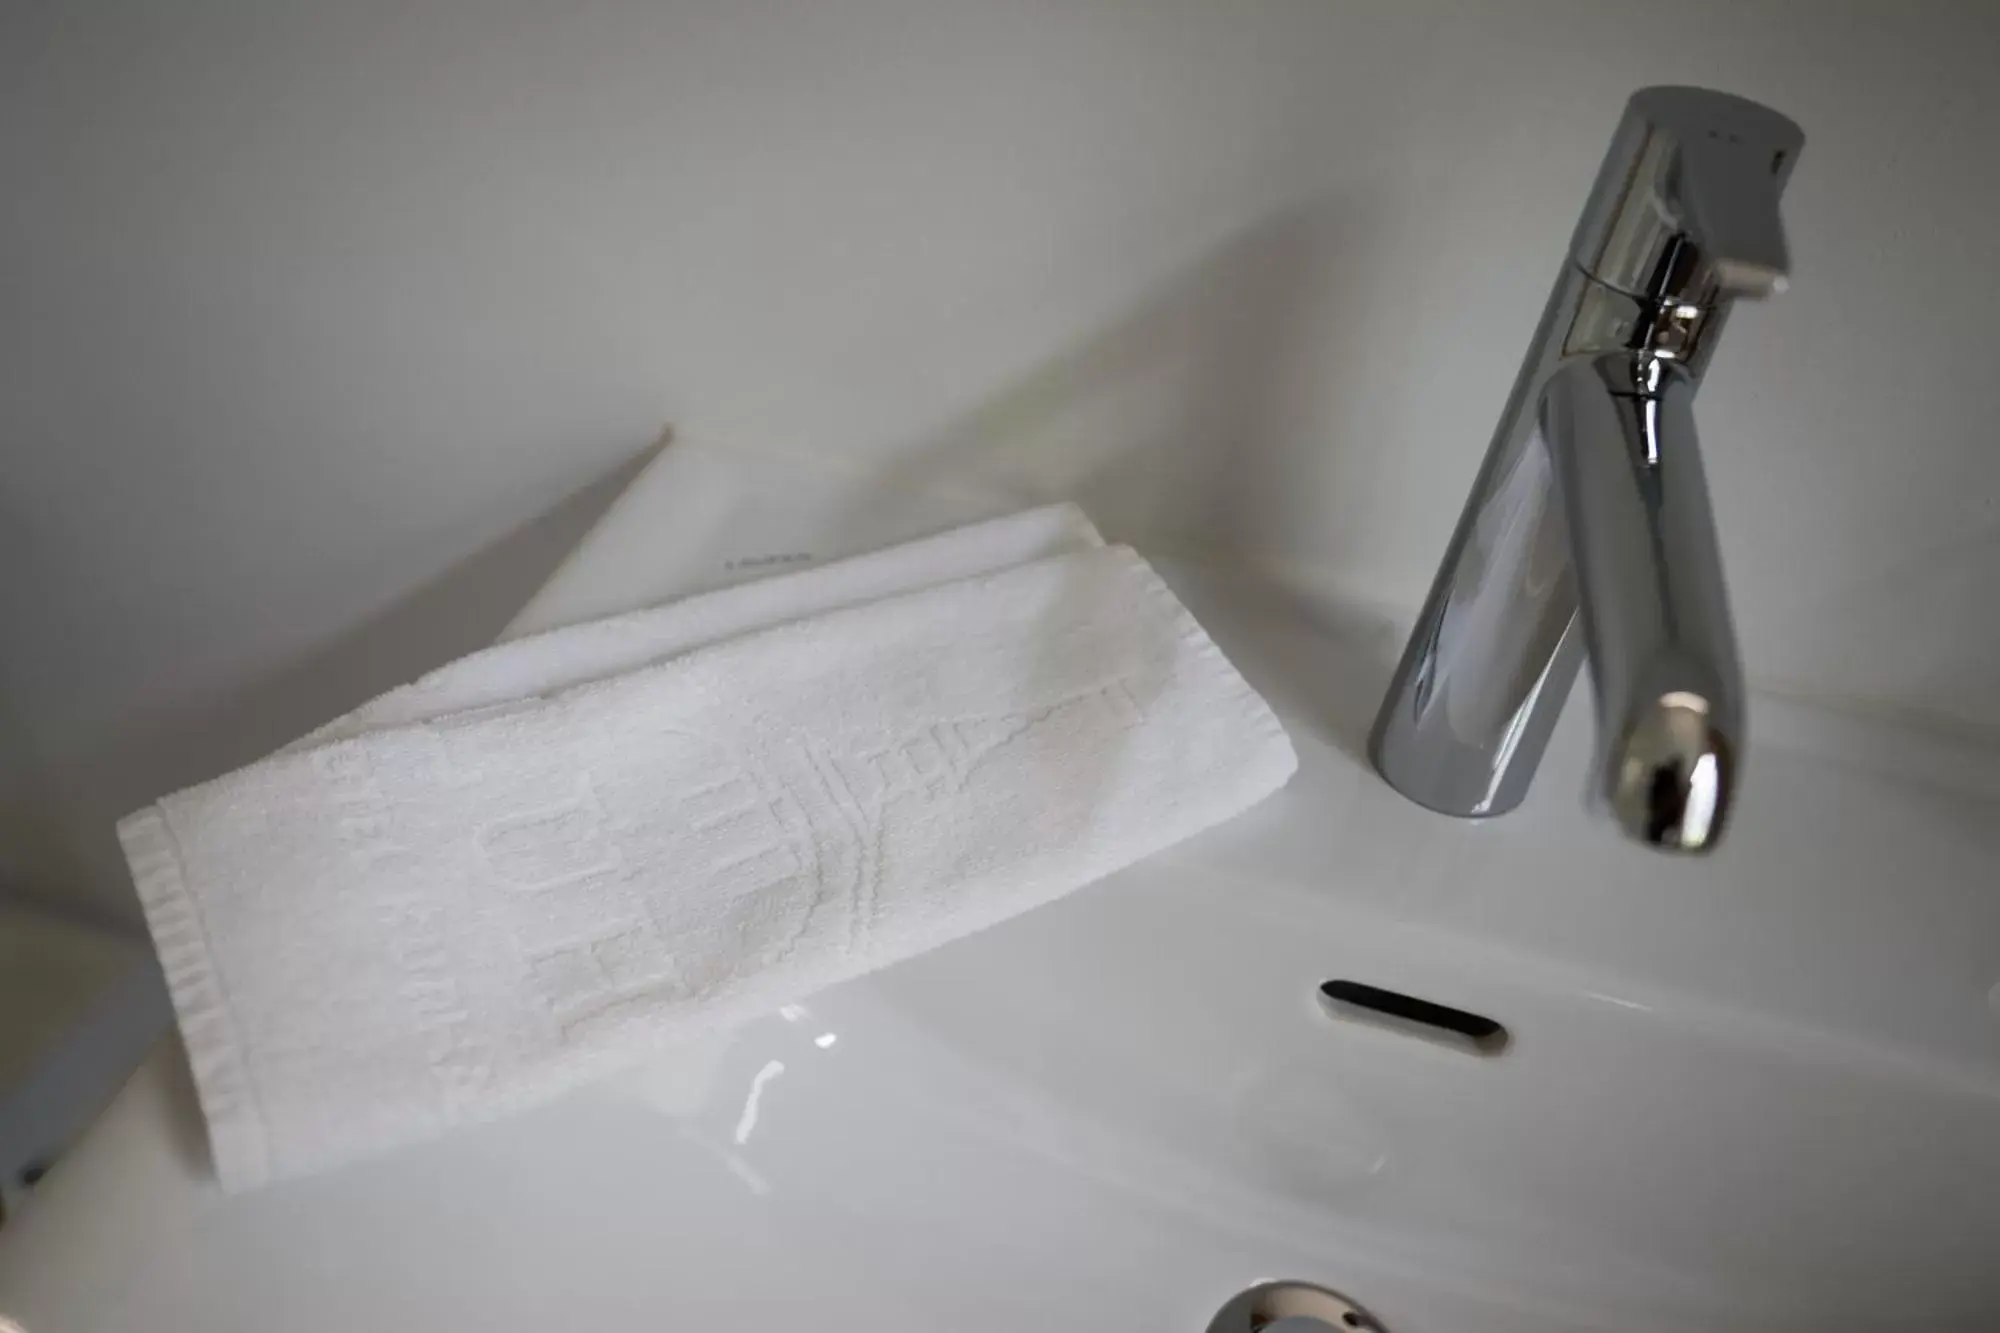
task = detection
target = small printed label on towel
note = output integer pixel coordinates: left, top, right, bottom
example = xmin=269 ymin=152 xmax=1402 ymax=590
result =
xmin=724 ymin=552 xmax=813 ymax=572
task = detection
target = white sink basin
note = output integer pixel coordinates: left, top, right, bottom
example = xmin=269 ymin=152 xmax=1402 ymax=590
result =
xmin=6 ymin=449 xmax=1997 ymax=1333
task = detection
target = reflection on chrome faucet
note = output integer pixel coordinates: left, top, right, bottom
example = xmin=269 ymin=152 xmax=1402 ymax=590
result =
xmin=1370 ymin=87 xmax=1804 ymax=852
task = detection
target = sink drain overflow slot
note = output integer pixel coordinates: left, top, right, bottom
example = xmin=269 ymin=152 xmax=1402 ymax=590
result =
xmin=1317 ymin=980 xmax=1510 ymax=1056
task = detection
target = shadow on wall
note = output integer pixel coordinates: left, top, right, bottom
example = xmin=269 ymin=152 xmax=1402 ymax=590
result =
xmin=847 ymin=196 xmax=1403 ymax=572
xmin=0 ymin=442 xmax=662 ymax=932
xmin=4 ymin=199 xmax=1408 ymax=933
xmin=828 ymin=197 xmax=1412 ymax=758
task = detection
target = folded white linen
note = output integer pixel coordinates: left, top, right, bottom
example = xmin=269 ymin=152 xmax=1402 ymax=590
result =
xmin=120 ymin=512 xmax=1294 ymax=1189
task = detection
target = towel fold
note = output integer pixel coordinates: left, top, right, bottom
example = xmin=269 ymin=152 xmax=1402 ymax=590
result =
xmin=121 ymin=507 xmax=1295 ymax=1189
xmin=292 ymin=502 xmax=1103 ymax=750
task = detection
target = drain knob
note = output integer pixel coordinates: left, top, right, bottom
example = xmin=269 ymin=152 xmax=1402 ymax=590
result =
xmin=1206 ymin=1281 xmax=1383 ymax=1333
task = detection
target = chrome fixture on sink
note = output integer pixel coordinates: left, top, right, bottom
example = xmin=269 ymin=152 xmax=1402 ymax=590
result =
xmin=1368 ymin=87 xmax=1803 ymax=852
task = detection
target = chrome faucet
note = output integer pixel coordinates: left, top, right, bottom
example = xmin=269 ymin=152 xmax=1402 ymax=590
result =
xmin=1368 ymin=87 xmax=1803 ymax=852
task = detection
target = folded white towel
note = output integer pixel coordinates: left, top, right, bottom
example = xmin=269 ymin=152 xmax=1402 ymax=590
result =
xmin=121 ymin=512 xmax=1295 ymax=1189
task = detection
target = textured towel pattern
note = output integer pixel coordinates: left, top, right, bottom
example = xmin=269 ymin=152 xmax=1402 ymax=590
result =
xmin=121 ymin=517 xmax=1295 ymax=1189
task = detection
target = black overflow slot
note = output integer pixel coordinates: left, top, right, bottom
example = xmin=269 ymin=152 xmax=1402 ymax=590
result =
xmin=1317 ymin=980 xmax=1510 ymax=1056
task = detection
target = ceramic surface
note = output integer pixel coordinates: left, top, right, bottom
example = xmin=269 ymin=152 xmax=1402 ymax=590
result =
xmin=6 ymin=453 xmax=1996 ymax=1332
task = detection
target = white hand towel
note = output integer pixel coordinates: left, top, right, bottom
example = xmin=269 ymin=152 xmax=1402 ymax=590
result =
xmin=121 ymin=526 xmax=1295 ymax=1190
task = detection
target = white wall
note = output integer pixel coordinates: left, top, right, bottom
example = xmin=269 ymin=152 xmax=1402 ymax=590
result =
xmin=5 ymin=0 xmax=1997 ymax=920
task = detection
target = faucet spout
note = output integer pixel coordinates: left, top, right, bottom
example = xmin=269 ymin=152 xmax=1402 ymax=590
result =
xmin=1541 ymin=355 xmax=1742 ymax=849
xmin=1367 ymin=87 xmax=1801 ymax=853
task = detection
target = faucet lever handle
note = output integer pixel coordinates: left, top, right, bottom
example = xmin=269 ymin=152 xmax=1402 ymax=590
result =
xmin=1570 ymin=86 xmax=1805 ymax=308
xmin=1673 ymin=134 xmax=1793 ymax=299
